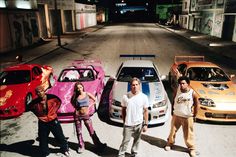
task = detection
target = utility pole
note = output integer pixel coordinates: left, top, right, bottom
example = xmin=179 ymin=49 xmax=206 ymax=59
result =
xmin=54 ymin=0 xmax=61 ymax=46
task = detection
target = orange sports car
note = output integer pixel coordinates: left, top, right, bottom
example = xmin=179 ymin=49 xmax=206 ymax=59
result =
xmin=169 ymin=56 xmax=236 ymax=122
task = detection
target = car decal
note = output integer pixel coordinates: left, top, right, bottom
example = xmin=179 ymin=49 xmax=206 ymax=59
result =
xmin=142 ymin=82 xmax=150 ymax=98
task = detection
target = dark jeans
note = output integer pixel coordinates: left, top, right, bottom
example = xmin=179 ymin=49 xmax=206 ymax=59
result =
xmin=38 ymin=119 xmax=68 ymax=156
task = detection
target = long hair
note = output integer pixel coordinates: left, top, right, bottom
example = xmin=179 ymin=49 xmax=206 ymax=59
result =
xmin=71 ymin=82 xmax=84 ymax=107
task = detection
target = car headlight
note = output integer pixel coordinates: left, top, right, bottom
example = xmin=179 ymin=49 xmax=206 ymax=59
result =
xmin=112 ymin=99 xmax=121 ymax=107
xmin=199 ymin=98 xmax=216 ymax=107
xmin=153 ymin=99 xmax=167 ymax=108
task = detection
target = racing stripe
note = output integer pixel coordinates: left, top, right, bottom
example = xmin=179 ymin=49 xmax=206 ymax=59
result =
xmin=127 ymin=83 xmax=131 ymax=92
xmin=142 ymin=82 xmax=150 ymax=98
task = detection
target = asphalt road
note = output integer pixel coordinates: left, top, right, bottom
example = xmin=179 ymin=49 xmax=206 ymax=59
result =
xmin=1 ymin=23 xmax=236 ymax=157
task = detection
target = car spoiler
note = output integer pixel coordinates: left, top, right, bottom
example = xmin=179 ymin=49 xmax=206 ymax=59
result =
xmin=72 ymin=59 xmax=102 ymax=66
xmin=174 ymin=56 xmax=204 ymax=63
xmin=120 ymin=54 xmax=156 ymax=60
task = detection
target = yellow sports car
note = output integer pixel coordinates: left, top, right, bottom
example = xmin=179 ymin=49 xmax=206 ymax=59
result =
xmin=169 ymin=56 xmax=236 ymax=122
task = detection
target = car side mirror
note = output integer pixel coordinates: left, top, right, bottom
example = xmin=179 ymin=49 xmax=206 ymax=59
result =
xmin=160 ymin=75 xmax=167 ymax=81
xmin=230 ymin=74 xmax=235 ymax=79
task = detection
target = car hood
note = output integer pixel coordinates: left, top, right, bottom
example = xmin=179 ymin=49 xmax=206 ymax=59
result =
xmin=47 ymin=81 xmax=98 ymax=113
xmin=112 ymin=81 xmax=165 ymax=105
xmin=0 ymin=84 xmax=28 ymax=108
xmin=47 ymin=82 xmax=75 ymax=113
xmin=191 ymin=81 xmax=236 ymax=103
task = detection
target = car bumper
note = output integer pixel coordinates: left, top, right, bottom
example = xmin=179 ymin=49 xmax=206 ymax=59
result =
xmin=109 ymin=104 xmax=170 ymax=125
xmin=197 ymin=105 xmax=236 ymax=122
xmin=57 ymin=112 xmax=75 ymax=123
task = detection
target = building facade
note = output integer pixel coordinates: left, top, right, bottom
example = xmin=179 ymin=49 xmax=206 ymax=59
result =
xmin=0 ymin=0 xmax=100 ymax=53
xmin=179 ymin=0 xmax=236 ymax=42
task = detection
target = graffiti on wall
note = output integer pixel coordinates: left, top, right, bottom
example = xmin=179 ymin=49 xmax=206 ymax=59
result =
xmin=202 ymin=13 xmax=213 ymax=35
xmin=213 ymin=13 xmax=223 ymax=37
xmin=10 ymin=12 xmax=39 ymax=48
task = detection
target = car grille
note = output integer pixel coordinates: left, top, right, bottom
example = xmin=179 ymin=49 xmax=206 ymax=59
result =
xmin=205 ymin=113 xmax=236 ymax=119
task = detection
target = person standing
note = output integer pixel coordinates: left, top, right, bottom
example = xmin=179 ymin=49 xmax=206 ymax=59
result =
xmin=118 ymin=77 xmax=149 ymax=157
xmin=165 ymin=76 xmax=198 ymax=157
xmin=71 ymin=82 xmax=107 ymax=154
xmin=28 ymin=85 xmax=70 ymax=157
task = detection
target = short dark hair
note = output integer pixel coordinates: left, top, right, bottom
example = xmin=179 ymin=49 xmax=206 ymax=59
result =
xmin=178 ymin=76 xmax=190 ymax=84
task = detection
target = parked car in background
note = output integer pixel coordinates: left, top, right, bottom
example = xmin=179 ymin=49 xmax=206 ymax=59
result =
xmin=47 ymin=59 xmax=105 ymax=123
xmin=0 ymin=64 xmax=53 ymax=119
xmin=98 ymin=55 xmax=170 ymax=125
xmin=169 ymin=56 xmax=236 ymax=122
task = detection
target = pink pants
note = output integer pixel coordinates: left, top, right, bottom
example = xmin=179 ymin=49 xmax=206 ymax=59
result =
xmin=74 ymin=115 xmax=95 ymax=148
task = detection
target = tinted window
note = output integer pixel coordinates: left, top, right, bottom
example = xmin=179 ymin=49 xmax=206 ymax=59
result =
xmin=0 ymin=70 xmax=31 ymax=85
xmin=187 ymin=67 xmax=230 ymax=82
xmin=59 ymin=69 xmax=95 ymax=82
xmin=117 ymin=67 xmax=159 ymax=82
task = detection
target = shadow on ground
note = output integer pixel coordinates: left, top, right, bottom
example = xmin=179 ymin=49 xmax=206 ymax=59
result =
xmin=0 ymin=137 xmax=119 ymax=157
xmin=141 ymin=134 xmax=189 ymax=153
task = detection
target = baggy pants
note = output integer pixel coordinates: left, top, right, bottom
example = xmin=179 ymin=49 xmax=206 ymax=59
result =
xmin=166 ymin=115 xmax=195 ymax=150
xmin=38 ymin=119 xmax=68 ymax=156
xmin=118 ymin=123 xmax=143 ymax=156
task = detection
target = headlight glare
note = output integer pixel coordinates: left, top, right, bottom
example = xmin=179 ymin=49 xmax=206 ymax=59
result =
xmin=153 ymin=99 xmax=166 ymax=108
xmin=112 ymin=99 xmax=121 ymax=107
xmin=199 ymin=98 xmax=216 ymax=107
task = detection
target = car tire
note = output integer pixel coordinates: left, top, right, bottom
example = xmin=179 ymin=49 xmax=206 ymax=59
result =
xmin=25 ymin=93 xmax=32 ymax=110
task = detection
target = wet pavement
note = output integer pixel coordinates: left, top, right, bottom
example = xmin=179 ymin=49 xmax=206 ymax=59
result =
xmin=1 ymin=23 xmax=236 ymax=71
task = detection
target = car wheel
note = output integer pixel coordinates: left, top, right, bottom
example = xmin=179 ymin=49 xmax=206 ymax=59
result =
xmin=25 ymin=93 xmax=32 ymax=110
xmin=49 ymin=74 xmax=54 ymax=88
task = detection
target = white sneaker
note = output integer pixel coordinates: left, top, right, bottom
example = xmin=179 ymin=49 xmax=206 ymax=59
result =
xmin=189 ymin=150 xmax=196 ymax=157
xmin=64 ymin=151 xmax=71 ymax=157
xmin=77 ymin=147 xmax=85 ymax=154
xmin=164 ymin=146 xmax=171 ymax=151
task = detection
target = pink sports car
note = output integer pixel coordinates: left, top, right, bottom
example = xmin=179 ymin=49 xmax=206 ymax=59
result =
xmin=47 ymin=60 xmax=105 ymax=123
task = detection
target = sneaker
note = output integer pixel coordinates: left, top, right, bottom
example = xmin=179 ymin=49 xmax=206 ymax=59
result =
xmin=189 ymin=150 xmax=196 ymax=157
xmin=164 ymin=145 xmax=171 ymax=151
xmin=77 ymin=147 xmax=85 ymax=154
xmin=64 ymin=151 xmax=71 ymax=157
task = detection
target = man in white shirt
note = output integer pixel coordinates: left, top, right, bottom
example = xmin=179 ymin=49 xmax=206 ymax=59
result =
xmin=118 ymin=77 xmax=149 ymax=157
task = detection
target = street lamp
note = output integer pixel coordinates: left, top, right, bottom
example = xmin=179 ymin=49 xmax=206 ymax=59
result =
xmin=54 ymin=0 xmax=61 ymax=46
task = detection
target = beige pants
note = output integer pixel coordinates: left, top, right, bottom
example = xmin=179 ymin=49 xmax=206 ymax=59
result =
xmin=166 ymin=115 xmax=195 ymax=150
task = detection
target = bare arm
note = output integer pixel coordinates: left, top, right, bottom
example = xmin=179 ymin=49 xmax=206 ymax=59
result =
xmin=87 ymin=92 xmax=96 ymax=102
xmin=142 ymin=107 xmax=148 ymax=132
xmin=192 ymin=92 xmax=198 ymax=117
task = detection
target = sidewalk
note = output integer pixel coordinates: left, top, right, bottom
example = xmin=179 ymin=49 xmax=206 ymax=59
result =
xmin=157 ymin=23 xmax=236 ymax=64
xmin=0 ymin=24 xmax=104 ymax=70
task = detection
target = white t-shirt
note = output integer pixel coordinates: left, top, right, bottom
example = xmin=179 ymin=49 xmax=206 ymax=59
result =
xmin=121 ymin=91 xmax=149 ymax=126
xmin=173 ymin=87 xmax=194 ymax=118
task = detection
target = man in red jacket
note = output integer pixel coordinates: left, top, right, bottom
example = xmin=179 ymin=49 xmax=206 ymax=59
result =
xmin=29 ymin=85 xmax=70 ymax=157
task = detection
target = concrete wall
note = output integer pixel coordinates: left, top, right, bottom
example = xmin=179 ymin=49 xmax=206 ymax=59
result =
xmin=232 ymin=17 xmax=236 ymax=42
xmin=75 ymin=3 xmax=97 ymax=30
xmin=0 ymin=10 xmax=40 ymax=53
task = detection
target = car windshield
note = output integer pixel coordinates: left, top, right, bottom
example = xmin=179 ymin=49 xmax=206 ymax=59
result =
xmin=0 ymin=70 xmax=31 ymax=85
xmin=59 ymin=69 xmax=95 ymax=82
xmin=187 ymin=67 xmax=230 ymax=82
xmin=117 ymin=67 xmax=159 ymax=82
